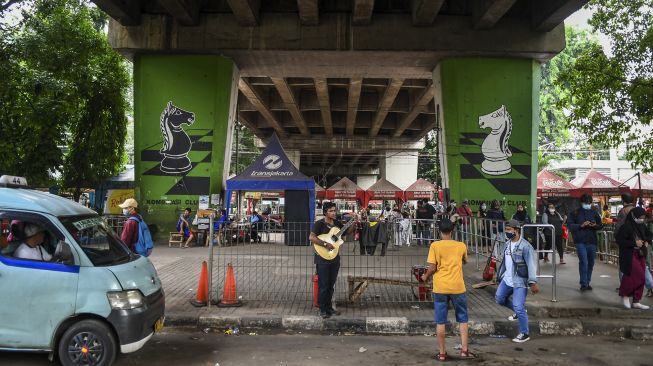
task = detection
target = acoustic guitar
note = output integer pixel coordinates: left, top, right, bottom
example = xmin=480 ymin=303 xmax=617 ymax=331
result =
xmin=313 ymin=218 xmax=355 ymax=261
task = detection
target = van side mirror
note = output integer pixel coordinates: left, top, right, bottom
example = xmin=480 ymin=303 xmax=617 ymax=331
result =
xmin=53 ymin=241 xmax=74 ymax=265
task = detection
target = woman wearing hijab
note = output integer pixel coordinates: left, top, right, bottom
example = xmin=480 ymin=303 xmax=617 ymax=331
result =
xmin=512 ymin=204 xmax=532 ymax=244
xmin=478 ymin=202 xmax=490 ymax=248
xmin=616 ymin=207 xmax=652 ymax=309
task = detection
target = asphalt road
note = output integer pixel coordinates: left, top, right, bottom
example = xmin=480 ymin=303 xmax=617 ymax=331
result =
xmin=2 ymin=329 xmax=652 ymax=366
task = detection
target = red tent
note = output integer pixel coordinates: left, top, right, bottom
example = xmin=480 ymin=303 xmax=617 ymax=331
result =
xmin=570 ymin=169 xmax=629 ymax=197
xmin=536 ymin=170 xmax=577 ymax=197
xmin=629 ymin=173 xmax=653 ymax=198
xmin=315 ymin=182 xmax=326 ymax=200
xmin=364 ymin=177 xmax=404 ymax=207
xmin=325 ymin=177 xmax=365 ymax=202
xmin=404 ymin=178 xmax=436 ymax=201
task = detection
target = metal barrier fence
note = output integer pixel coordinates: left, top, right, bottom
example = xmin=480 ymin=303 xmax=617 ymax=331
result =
xmin=101 ymin=214 xmax=566 ymax=304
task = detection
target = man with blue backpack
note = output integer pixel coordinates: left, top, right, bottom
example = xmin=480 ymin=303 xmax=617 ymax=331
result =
xmin=119 ymin=198 xmax=154 ymax=257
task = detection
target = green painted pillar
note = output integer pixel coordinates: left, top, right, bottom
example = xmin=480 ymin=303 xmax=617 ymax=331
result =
xmin=437 ymin=58 xmax=540 ymax=216
xmin=133 ymin=55 xmax=238 ymax=231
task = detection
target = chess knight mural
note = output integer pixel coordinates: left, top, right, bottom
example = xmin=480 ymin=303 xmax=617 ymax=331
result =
xmin=479 ymin=105 xmax=513 ymax=176
xmin=159 ymin=101 xmax=196 ymax=174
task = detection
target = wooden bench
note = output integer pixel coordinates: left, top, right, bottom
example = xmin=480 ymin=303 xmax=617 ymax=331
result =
xmin=347 ymin=275 xmax=432 ymax=304
xmin=168 ymin=232 xmax=183 ymax=248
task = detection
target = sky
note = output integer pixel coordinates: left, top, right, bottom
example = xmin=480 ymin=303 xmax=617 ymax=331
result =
xmin=564 ymin=6 xmax=612 ymax=55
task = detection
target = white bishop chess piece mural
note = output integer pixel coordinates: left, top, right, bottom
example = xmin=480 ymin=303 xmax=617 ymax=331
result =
xmin=478 ymin=105 xmax=513 ymax=176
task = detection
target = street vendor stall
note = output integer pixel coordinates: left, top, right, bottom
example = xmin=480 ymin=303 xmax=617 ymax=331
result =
xmin=570 ymin=169 xmax=629 ymax=198
xmin=404 ymin=178 xmax=436 ymax=201
xmin=537 ymin=170 xmax=577 ymax=198
xmin=364 ymin=177 xmax=404 ymax=208
xmin=627 ymin=173 xmax=653 ymax=200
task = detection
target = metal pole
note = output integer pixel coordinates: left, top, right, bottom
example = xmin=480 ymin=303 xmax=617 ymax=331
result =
xmin=551 ymin=229 xmax=557 ymax=302
xmin=207 ymin=213 xmax=214 ymax=308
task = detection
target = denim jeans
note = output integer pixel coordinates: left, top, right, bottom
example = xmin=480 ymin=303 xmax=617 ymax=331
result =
xmin=495 ymin=280 xmax=529 ymax=335
xmin=576 ymin=243 xmax=597 ymax=287
xmin=646 ymin=266 xmax=653 ymax=290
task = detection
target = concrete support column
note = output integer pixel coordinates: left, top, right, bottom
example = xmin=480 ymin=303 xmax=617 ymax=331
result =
xmin=380 ymin=150 xmax=418 ymax=190
xmin=134 ymin=55 xmax=239 ymax=230
xmin=357 ymin=175 xmax=378 ymax=190
xmin=438 ymin=58 xmax=540 ymax=215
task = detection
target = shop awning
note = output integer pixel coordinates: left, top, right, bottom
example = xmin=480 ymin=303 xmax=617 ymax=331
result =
xmin=365 ymin=177 xmax=404 ymax=206
xmin=325 ymin=177 xmax=365 ymax=202
xmin=536 ymin=170 xmax=577 ymax=197
xmin=315 ymin=182 xmax=326 ymax=200
xmin=629 ymin=173 xmax=653 ymax=198
xmin=570 ymin=169 xmax=629 ymax=197
xmin=404 ymin=178 xmax=436 ymax=200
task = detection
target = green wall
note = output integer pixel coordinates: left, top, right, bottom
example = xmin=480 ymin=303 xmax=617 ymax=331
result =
xmin=133 ymin=55 xmax=237 ymax=230
xmin=439 ymin=58 xmax=540 ymax=217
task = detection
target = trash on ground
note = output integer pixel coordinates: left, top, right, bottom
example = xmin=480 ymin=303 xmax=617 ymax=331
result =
xmin=411 ymin=305 xmax=420 ymax=310
xmin=359 ymin=347 xmax=367 ymax=353
xmin=203 ymin=328 xmax=210 ymax=333
xmin=248 ymin=332 xmax=257 ymax=336
xmin=190 ymin=336 xmax=200 ymax=340
xmin=600 ymin=275 xmax=611 ymax=278
xmin=489 ymin=334 xmax=507 ymax=338
xmin=454 ymin=344 xmax=462 ymax=350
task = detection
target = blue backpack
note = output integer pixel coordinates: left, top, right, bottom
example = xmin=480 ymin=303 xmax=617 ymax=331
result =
xmin=128 ymin=216 xmax=154 ymax=257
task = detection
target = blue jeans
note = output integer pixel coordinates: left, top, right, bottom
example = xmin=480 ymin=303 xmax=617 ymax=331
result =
xmin=646 ymin=266 xmax=653 ymax=290
xmin=576 ymin=243 xmax=597 ymax=287
xmin=433 ymin=293 xmax=468 ymax=324
xmin=495 ymin=280 xmax=529 ymax=334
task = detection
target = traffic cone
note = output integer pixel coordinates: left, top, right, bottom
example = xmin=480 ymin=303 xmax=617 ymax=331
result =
xmin=217 ymin=263 xmax=242 ymax=307
xmin=189 ymin=261 xmax=208 ymax=307
xmin=313 ymin=273 xmax=319 ymax=307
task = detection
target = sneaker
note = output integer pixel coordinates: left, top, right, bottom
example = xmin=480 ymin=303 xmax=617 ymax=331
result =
xmin=327 ymin=308 xmax=341 ymax=316
xmin=632 ymin=303 xmax=650 ymax=310
xmin=507 ymin=309 xmax=527 ymax=321
xmin=580 ymin=286 xmax=588 ymax=292
xmin=512 ymin=333 xmax=530 ymax=343
xmin=622 ymin=297 xmax=631 ymax=309
xmin=319 ymin=311 xmax=331 ymax=319
xmin=586 ymin=285 xmax=593 ymax=291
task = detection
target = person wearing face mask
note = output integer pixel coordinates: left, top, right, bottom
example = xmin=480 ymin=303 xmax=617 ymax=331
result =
xmin=616 ymin=207 xmax=652 ymax=309
xmin=495 ymin=219 xmax=539 ymax=343
xmin=541 ymin=203 xmax=566 ymax=264
xmin=567 ymin=194 xmax=603 ymax=292
xmin=511 ymin=204 xmax=532 ymax=243
xmin=118 ymin=198 xmax=142 ymax=253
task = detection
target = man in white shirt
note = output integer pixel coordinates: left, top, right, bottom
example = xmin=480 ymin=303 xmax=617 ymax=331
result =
xmin=14 ymin=223 xmax=52 ymax=261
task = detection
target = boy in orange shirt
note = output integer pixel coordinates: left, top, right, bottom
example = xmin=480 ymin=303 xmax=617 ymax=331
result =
xmin=421 ymin=218 xmax=475 ymax=360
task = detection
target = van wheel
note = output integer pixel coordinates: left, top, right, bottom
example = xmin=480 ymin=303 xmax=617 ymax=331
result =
xmin=58 ymin=319 xmax=117 ymax=366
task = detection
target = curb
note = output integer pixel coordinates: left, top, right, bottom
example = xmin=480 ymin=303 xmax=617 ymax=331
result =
xmin=164 ymin=313 xmax=648 ymax=338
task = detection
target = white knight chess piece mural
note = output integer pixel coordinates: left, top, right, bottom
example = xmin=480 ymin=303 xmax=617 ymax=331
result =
xmin=159 ymin=101 xmax=195 ymax=174
xmin=478 ymin=105 xmax=513 ymax=176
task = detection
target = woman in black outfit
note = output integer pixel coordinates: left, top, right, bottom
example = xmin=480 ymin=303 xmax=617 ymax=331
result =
xmin=542 ymin=202 xmax=566 ymax=264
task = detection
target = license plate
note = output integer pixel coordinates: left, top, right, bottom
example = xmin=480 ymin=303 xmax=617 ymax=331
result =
xmin=154 ymin=317 xmax=165 ymax=333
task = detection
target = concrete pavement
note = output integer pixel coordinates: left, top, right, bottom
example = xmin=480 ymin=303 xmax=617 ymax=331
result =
xmin=148 ymin=241 xmax=653 ymax=338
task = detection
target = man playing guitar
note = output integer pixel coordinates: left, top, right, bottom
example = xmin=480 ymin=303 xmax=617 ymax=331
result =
xmin=309 ymin=202 xmax=356 ymax=318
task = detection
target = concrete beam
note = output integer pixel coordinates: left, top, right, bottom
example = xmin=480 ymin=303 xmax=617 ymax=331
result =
xmin=410 ymin=0 xmax=445 ymax=26
xmin=270 ymin=77 xmax=310 ymax=136
xmin=352 ymin=0 xmax=375 ymax=25
xmin=346 ymin=77 xmax=363 ymax=136
xmin=158 ymin=0 xmax=201 ymax=26
xmin=227 ymin=0 xmax=261 ymax=26
xmin=362 ymin=155 xmax=378 ymax=168
xmin=302 ymin=165 xmax=379 ymax=176
xmin=238 ymin=79 xmax=287 ymax=138
xmin=414 ymin=104 xmax=439 ymax=140
xmin=93 ymin=0 xmax=140 ymax=26
xmin=109 ymin=14 xmax=566 ymax=65
xmin=314 ymin=78 xmax=333 ymax=136
xmin=532 ymin=0 xmax=589 ymax=32
xmin=349 ymin=153 xmax=363 ymax=166
xmin=279 ymin=135 xmax=424 ymax=152
xmin=473 ymin=0 xmax=517 ymax=29
xmin=393 ymin=85 xmax=434 ymax=137
xmin=297 ymin=0 xmax=319 ymax=26
xmin=369 ymin=79 xmax=404 ymax=137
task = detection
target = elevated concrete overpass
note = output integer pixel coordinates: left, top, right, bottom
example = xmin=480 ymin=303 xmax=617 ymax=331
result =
xmin=93 ymin=0 xmax=587 ymax=228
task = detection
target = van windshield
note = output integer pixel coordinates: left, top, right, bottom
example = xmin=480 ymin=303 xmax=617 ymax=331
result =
xmin=60 ymin=215 xmax=133 ymax=266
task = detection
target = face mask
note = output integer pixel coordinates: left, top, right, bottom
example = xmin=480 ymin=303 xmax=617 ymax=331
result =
xmin=635 ymin=218 xmax=645 ymax=224
xmin=481 ymin=205 xmax=487 ymax=210
xmin=548 ymin=208 xmax=555 ymax=214
xmin=122 ymin=208 xmax=130 ymax=216
xmin=506 ymin=232 xmax=516 ymax=240
xmin=451 ymin=203 xmax=456 ymax=208
xmin=582 ymin=204 xmax=591 ymax=210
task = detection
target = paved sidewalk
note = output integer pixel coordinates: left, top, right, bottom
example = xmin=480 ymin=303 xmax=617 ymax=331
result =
xmin=148 ymin=243 xmax=653 ymax=337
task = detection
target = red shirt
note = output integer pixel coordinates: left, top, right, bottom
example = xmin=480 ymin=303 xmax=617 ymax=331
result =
xmin=120 ymin=215 xmax=139 ymax=252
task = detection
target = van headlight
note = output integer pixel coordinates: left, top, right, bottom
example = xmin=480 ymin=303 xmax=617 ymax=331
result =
xmin=107 ymin=290 xmax=145 ymax=310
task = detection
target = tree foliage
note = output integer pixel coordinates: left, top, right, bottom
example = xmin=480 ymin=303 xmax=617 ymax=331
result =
xmin=0 ymin=0 xmax=130 ymax=195
xmin=230 ymin=123 xmax=259 ymax=175
xmin=556 ymin=0 xmax=653 ymax=172
xmin=417 ymin=131 xmax=440 ymax=187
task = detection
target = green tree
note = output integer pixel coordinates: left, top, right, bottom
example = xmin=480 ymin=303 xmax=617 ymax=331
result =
xmin=0 ymin=0 xmax=130 ymax=196
xmin=538 ymin=26 xmax=601 ymax=169
xmin=556 ymin=1 xmax=653 ymax=172
xmin=417 ymin=131 xmax=440 ymax=186
xmin=230 ymin=123 xmax=259 ymax=175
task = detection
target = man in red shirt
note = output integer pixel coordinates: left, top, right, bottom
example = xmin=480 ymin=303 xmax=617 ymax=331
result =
xmin=456 ymin=199 xmax=473 ymax=242
xmin=119 ymin=198 xmax=140 ymax=252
